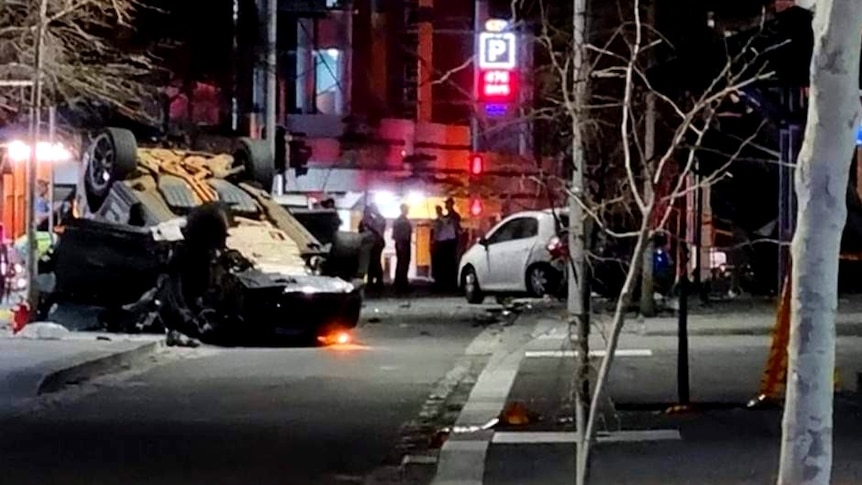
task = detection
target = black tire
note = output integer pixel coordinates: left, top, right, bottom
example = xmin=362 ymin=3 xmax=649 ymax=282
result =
xmin=526 ymin=263 xmax=559 ymax=298
xmin=83 ymin=127 xmax=138 ymax=211
xmin=462 ymin=266 xmax=485 ymax=304
xmin=233 ymin=138 xmax=275 ymax=188
xmin=323 ymin=231 xmax=363 ymax=279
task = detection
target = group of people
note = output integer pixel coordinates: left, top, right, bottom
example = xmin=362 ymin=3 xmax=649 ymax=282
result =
xmin=357 ymin=196 xmax=463 ymax=294
xmin=431 ymin=198 xmax=461 ymax=292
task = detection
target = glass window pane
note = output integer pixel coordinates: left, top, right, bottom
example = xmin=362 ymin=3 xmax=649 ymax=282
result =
xmin=314 ymin=48 xmax=343 ymax=115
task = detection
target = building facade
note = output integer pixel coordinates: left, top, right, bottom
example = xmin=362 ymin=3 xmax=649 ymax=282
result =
xmin=238 ymin=0 xmax=550 ymax=280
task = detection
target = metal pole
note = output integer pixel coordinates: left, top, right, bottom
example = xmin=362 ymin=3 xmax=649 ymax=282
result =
xmin=265 ymin=0 xmax=278 ymax=167
xmin=570 ymin=0 xmax=588 ymax=482
xmin=677 ymin=199 xmax=691 ymax=405
xmin=26 ymin=0 xmax=49 ymax=310
xmin=47 ymin=106 xmax=55 ymax=236
xmin=694 ymin=165 xmax=705 ymax=303
xmin=471 ymin=0 xmax=481 ymax=153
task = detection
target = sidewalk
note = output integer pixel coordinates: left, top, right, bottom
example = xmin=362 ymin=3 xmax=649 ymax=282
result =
xmin=428 ymin=311 xmax=862 ymax=485
xmin=0 ymin=329 xmax=163 ymax=417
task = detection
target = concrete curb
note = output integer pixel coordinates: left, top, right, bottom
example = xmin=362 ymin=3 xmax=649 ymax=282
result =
xmin=429 ymin=316 xmax=556 ymax=485
xmin=36 ymin=340 xmax=164 ymax=395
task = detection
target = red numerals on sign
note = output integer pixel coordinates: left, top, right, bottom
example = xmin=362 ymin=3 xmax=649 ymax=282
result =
xmin=478 ymin=70 xmax=518 ymax=102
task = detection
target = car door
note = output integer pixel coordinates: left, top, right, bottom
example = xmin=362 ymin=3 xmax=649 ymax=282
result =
xmin=478 ymin=218 xmax=520 ymax=290
xmin=495 ymin=217 xmax=540 ymax=291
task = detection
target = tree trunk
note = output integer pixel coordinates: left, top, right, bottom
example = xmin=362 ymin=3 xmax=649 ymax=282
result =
xmin=777 ymin=2 xmax=862 ymax=484
xmin=639 ymin=1 xmax=657 ymax=318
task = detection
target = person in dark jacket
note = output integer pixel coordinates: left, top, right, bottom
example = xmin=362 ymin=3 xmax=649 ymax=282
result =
xmin=392 ymin=204 xmax=412 ymax=293
xmin=359 ymin=203 xmax=386 ymax=289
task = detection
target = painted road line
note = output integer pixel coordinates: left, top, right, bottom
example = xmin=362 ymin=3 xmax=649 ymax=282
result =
xmin=431 ymin=317 xmax=547 ymax=485
xmin=524 ymin=349 xmax=654 ymax=358
xmin=492 ymin=429 xmax=681 ymax=444
xmin=402 ymin=454 xmax=438 ymax=465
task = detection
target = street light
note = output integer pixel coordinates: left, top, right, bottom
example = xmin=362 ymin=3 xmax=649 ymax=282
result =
xmin=6 ymin=140 xmax=72 ymax=163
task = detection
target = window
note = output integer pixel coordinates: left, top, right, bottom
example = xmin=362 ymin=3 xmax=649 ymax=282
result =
xmin=516 ymin=218 xmax=539 ymax=239
xmin=314 ymin=48 xmax=344 ymax=115
xmin=487 ymin=217 xmax=538 ymax=245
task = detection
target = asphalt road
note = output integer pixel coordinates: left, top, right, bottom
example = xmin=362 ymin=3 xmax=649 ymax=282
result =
xmin=0 ymin=313 xmax=486 ymax=485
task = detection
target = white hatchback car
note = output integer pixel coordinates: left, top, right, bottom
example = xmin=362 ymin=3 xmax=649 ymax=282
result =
xmin=458 ymin=209 xmax=568 ymax=303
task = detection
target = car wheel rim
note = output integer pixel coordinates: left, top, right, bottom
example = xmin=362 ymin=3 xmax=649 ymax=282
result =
xmin=531 ymin=268 xmax=547 ymax=295
xmin=87 ymin=134 xmax=114 ymax=193
xmin=465 ymin=273 xmax=477 ymax=294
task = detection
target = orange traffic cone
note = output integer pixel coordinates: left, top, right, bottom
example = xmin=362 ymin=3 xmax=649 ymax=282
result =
xmin=500 ymin=401 xmax=538 ymax=426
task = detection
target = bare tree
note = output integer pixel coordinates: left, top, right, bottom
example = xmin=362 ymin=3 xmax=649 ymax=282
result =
xmin=777 ymin=1 xmax=862 ymax=484
xmin=0 ymin=0 xmax=156 ymax=122
xmin=528 ymin=0 xmax=776 ymax=481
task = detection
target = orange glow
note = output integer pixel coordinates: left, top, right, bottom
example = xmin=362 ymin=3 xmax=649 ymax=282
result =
xmin=317 ymin=330 xmax=354 ymax=347
xmin=336 ymin=331 xmax=351 ymax=345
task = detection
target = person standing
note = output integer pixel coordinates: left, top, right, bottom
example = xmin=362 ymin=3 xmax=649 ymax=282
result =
xmin=359 ymin=203 xmax=386 ymax=290
xmin=442 ymin=197 xmax=462 ymax=292
xmin=392 ymin=204 xmax=412 ymax=294
xmin=431 ymin=205 xmax=447 ymax=291
xmin=35 ymin=179 xmax=51 ymax=230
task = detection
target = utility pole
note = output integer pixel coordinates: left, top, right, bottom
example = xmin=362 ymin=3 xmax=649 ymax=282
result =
xmin=265 ymin=0 xmax=278 ymax=164
xmin=47 ymin=106 xmax=56 ymax=236
xmin=26 ymin=0 xmax=49 ymax=311
xmin=569 ymin=0 xmax=589 ymax=483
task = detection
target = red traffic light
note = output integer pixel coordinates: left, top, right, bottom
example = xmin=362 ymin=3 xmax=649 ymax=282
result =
xmin=470 ymin=197 xmax=483 ymax=216
xmin=469 ymin=154 xmax=484 ymax=176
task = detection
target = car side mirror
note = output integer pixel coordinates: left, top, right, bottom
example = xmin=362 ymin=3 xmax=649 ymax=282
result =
xmin=479 ymin=237 xmax=490 ymax=247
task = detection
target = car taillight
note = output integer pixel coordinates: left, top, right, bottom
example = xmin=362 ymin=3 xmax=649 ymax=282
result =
xmin=547 ymin=236 xmax=568 ymax=259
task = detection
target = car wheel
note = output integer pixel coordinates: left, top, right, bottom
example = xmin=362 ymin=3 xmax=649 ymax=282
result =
xmin=84 ymin=127 xmax=138 ymax=211
xmin=233 ymin=137 xmax=275 ymax=188
xmin=526 ymin=263 xmax=558 ymax=298
xmin=462 ymin=267 xmax=485 ymax=304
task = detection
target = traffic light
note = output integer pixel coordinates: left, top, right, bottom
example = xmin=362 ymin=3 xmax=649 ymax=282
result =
xmin=288 ymin=133 xmax=312 ymax=177
xmin=469 ymin=153 xmax=484 ymax=176
xmin=470 ymin=197 xmax=483 ymax=217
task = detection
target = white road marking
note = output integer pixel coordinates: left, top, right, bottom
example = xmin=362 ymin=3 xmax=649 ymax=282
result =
xmin=536 ymin=332 xmax=571 ymax=340
xmin=402 ymin=454 xmax=439 ymax=465
xmin=492 ymin=429 xmax=681 ymax=444
xmin=524 ymin=349 xmax=653 ymax=358
xmin=431 ymin=319 xmax=547 ymax=485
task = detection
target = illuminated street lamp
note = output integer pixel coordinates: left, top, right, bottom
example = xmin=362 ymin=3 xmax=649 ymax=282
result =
xmin=6 ymin=140 xmax=72 ymax=163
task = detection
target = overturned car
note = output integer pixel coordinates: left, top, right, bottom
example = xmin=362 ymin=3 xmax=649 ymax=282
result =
xmin=37 ymin=128 xmax=362 ymax=345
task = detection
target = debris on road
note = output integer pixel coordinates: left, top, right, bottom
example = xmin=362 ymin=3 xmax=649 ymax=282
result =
xmin=13 ymin=322 xmax=70 ymax=340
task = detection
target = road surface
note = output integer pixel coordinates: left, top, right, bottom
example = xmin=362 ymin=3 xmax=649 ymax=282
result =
xmin=0 ymin=308 xmax=489 ymax=485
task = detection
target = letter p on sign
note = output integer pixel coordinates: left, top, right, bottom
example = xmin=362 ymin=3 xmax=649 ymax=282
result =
xmin=478 ymin=32 xmax=516 ymax=70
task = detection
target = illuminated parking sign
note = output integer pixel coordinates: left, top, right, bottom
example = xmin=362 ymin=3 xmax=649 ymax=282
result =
xmin=478 ymin=19 xmax=516 ymax=70
xmin=479 ymin=70 xmax=518 ymax=102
